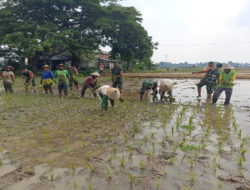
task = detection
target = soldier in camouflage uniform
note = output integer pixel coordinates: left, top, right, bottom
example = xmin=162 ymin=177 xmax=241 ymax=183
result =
xmin=192 ymin=62 xmax=220 ymax=99
xmin=139 ymin=80 xmax=158 ymax=101
xmin=111 ymin=63 xmax=123 ymax=93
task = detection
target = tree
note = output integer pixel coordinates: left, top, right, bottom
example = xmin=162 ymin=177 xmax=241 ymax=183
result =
xmin=0 ymin=0 xmax=156 ymax=71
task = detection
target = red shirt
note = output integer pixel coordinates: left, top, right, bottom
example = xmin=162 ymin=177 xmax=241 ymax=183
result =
xmin=99 ymin=64 xmax=104 ymax=70
xmin=85 ymin=76 xmax=97 ymax=86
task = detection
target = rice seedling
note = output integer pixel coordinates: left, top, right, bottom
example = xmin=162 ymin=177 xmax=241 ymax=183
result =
xmin=212 ymin=163 xmax=217 ymax=173
xmin=120 ymin=156 xmax=125 ymax=167
xmin=238 ymin=129 xmax=242 ymax=139
xmin=146 ymin=150 xmax=152 ymax=159
xmin=106 ymin=169 xmax=112 ymax=179
xmin=140 ymin=159 xmax=145 ymax=169
xmin=190 ymin=171 xmax=195 ymax=182
xmin=155 ymin=178 xmax=160 ymax=189
xmin=169 ymin=157 xmax=176 ymax=164
xmin=163 ymin=170 xmax=167 ymax=176
xmin=152 ymin=142 xmax=155 ymax=153
xmin=128 ymin=172 xmax=135 ymax=183
xmin=241 ymin=148 xmax=247 ymax=157
xmin=128 ymin=146 xmax=133 ymax=156
xmin=238 ymin=156 xmax=243 ymax=168
xmin=151 ymin=132 xmax=156 ymax=138
xmin=218 ymin=181 xmax=222 ymax=189
xmin=89 ymin=183 xmax=93 ymax=190
xmin=108 ymin=155 xmax=113 ymax=162
xmin=50 ymin=171 xmax=54 ymax=181
xmin=190 ymin=159 xmax=194 ymax=168
xmin=143 ymin=134 xmax=148 ymax=142
xmin=73 ymin=180 xmax=77 ymax=190
xmin=112 ymin=146 xmax=117 ymax=153
xmin=87 ymin=163 xmax=94 ymax=172
xmin=72 ymin=163 xmax=76 ymax=173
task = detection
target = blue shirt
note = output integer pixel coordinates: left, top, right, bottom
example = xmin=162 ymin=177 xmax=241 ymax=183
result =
xmin=41 ymin=70 xmax=54 ymax=80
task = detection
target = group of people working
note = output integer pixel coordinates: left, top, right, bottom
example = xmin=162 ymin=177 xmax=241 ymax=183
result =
xmin=1 ymin=61 xmax=236 ymax=111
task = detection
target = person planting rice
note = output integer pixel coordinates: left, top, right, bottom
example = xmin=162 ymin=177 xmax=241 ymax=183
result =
xmin=139 ymin=80 xmax=158 ymax=101
xmin=81 ymin=71 xmax=100 ymax=98
xmin=66 ymin=63 xmax=79 ymax=91
xmin=98 ymin=85 xmax=121 ymax=111
xmin=40 ymin=65 xmax=54 ymax=95
xmin=22 ymin=68 xmax=36 ymax=93
xmin=111 ymin=63 xmax=123 ymax=93
xmin=1 ymin=65 xmax=15 ymax=93
xmin=212 ymin=64 xmax=236 ymax=105
xmin=54 ymin=63 xmax=69 ymax=97
xmin=192 ymin=61 xmax=220 ymax=99
xmin=159 ymin=80 xmax=174 ymax=102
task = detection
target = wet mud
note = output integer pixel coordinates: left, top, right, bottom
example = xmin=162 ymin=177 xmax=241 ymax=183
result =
xmin=0 ymin=78 xmax=250 ymax=190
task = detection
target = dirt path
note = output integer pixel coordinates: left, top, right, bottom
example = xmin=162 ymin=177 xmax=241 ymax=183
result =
xmin=123 ymin=72 xmax=250 ymax=79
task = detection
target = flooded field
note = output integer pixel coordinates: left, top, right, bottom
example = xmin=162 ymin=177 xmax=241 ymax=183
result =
xmin=0 ymin=77 xmax=250 ymax=190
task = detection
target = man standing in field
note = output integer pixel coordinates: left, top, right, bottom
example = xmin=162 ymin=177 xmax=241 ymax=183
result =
xmin=54 ymin=63 xmax=69 ymax=97
xmin=1 ymin=66 xmax=15 ymax=93
xmin=22 ymin=68 xmax=37 ymax=94
xmin=81 ymin=71 xmax=100 ymax=98
xmin=192 ymin=61 xmax=219 ymax=99
xmin=212 ymin=64 xmax=236 ymax=105
xmin=139 ymin=80 xmax=158 ymax=101
xmin=66 ymin=63 xmax=79 ymax=91
xmin=40 ymin=65 xmax=54 ymax=95
xmin=111 ymin=63 xmax=123 ymax=93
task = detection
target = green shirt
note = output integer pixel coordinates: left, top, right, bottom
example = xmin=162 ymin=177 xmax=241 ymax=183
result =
xmin=111 ymin=67 xmax=123 ymax=78
xmin=54 ymin=70 xmax=69 ymax=84
xmin=218 ymin=70 xmax=236 ymax=89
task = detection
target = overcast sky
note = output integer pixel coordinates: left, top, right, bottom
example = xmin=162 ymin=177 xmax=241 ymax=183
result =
xmin=120 ymin=0 xmax=250 ymax=63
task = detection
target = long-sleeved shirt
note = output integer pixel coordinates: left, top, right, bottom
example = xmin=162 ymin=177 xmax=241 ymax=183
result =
xmin=218 ymin=70 xmax=236 ymax=89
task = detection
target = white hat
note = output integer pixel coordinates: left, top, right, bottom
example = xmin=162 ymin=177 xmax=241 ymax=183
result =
xmin=223 ymin=64 xmax=234 ymax=70
xmin=159 ymin=81 xmax=173 ymax=92
xmin=106 ymin=87 xmax=120 ymax=100
xmin=91 ymin=71 xmax=101 ymax=77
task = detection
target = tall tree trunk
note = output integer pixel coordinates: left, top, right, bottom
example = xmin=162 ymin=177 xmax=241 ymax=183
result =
xmin=32 ymin=51 xmax=40 ymax=73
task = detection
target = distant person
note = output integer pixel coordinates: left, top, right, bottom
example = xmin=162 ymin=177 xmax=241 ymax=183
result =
xmin=66 ymin=63 xmax=79 ymax=91
xmin=22 ymin=68 xmax=36 ymax=93
xmin=192 ymin=61 xmax=219 ymax=99
xmin=212 ymin=64 xmax=236 ymax=105
xmin=54 ymin=63 xmax=69 ymax=97
xmin=40 ymin=65 xmax=54 ymax=95
xmin=98 ymin=85 xmax=121 ymax=111
xmin=1 ymin=65 xmax=15 ymax=93
xmin=99 ymin=63 xmax=104 ymax=75
xmin=111 ymin=63 xmax=123 ymax=93
xmin=139 ymin=80 xmax=158 ymax=101
xmin=81 ymin=71 xmax=100 ymax=98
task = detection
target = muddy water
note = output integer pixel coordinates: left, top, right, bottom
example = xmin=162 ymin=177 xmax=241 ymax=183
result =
xmin=0 ymin=79 xmax=250 ymax=190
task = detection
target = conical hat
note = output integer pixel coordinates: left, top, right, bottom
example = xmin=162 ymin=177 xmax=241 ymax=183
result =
xmin=223 ymin=64 xmax=234 ymax=70
xmin=159 ymin=81 xmax=172 ymax=92
xmin=91 ymin=71 xmax=101 ymax=77
xmin=106 ymin=87 xmax=120 ymax=100
xmin=42 ymin=64 xmax=49 ymax=68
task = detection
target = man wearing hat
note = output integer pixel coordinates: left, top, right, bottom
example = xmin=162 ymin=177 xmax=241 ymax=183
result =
xmin=212 ymin=64 xmax=236 ymax=105
xmin=97 ymin=85 xmax=121 ymax=111
xmin=66 ymin=63 xmax=79 ymax=91
xmin=140 ymin=80 xmax=158 ymax=101
xmin=81 ymin=71 xmax=100 ymax=98
xmin=159 ymin=80 xmax=174 ymax=102
xmin=1 ymin=65 xmax=15 ymax=93
xmin=192 ymin=61 xmax=220 ymax=99
xmin=41 ymin=65 xmax=54 ymax=94
xmin=22 ymin=68 xmax=36 ymax=93
xmin=111 ymin=63 xmax=123 ymax=93
xmin=54 ymin=63 xmax=69 ymax=97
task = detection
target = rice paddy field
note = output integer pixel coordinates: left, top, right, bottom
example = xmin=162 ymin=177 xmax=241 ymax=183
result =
xmin=0 ymin=76 xmax=250 ymax=190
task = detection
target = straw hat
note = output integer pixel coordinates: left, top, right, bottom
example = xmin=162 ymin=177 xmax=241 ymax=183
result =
xmin=42 ymin=65 xmax=50 ymax=68
xmin=223 ymin=64 xmax=234 ymax=70
xmin=57 ymin=63 xmax=65 ymax=68
xmin=91 ymin=71 xmax=101 ymax=77
xmin=159 ymin=81 xmax=172 ymax=92
xmin=5 ymin=65 xmax=11 ymax=69
xmin=106 ymin=87 xmax=120 ymax=100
